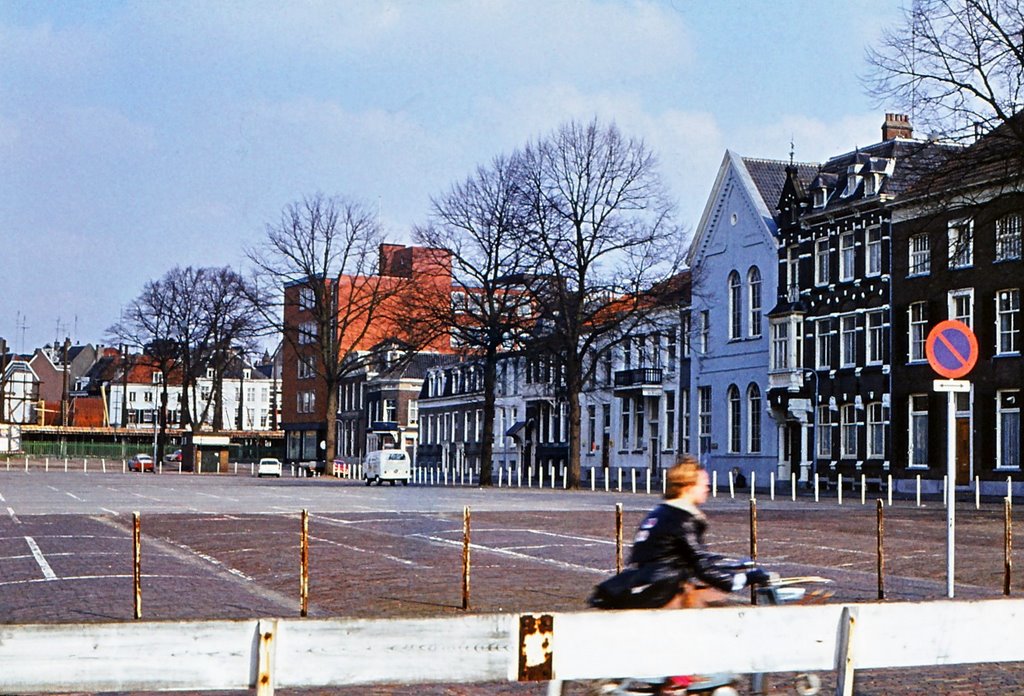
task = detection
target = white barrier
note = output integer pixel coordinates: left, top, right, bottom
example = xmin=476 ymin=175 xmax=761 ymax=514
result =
xmin=3 ymin=599 xmax=1024 ymax=694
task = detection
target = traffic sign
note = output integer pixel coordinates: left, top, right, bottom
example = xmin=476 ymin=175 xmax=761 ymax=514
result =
xmin=926 ymin=320 xmax=978 ymax=379
xmin=933 ymin=379 xmax=971 ymax=392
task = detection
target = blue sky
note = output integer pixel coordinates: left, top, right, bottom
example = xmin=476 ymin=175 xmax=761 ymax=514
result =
xmin=1 ymin=0 xmax=904 ymax=352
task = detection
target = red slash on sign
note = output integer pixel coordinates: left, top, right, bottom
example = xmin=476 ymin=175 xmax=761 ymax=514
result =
xmin=925 ymin=320 xmax=978 ymax=379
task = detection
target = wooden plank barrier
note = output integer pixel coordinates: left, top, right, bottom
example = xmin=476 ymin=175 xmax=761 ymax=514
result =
xmin=3 ymin=599 xmax=1024 ymax=694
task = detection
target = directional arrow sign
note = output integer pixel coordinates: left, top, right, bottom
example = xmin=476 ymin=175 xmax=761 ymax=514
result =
xmin=926 ymin=320 xmax=978 ymax=380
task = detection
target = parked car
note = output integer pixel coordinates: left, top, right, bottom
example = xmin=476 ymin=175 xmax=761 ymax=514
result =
xmin=128 ymin=454 xmax=155 ymax=473
xmin=164 ymin=449 xmax=182 ymax=464
xmin=256 ymin=457 xmax=283 ymax=478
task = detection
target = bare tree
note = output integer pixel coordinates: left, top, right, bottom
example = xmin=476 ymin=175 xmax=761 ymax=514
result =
xmin=247 ymin=194 xmax=408 ymax=463
xmin=412 ymin=153 xmax=534 ymax=486
xmin=519 ymin=119 xmax=685 ymax=489
xmin=108 ymin=280 xmax=179 ymax=461
xmin=866 ymin=0 xmax=1024 ymax=149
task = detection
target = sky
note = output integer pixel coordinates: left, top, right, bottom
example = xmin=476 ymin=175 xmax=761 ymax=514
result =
xmin=1 ymin=0 xmax=906 ymax=353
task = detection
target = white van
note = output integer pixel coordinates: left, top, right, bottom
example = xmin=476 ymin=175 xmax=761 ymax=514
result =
xmin=363 ymin=449 xmax=411 ymax=486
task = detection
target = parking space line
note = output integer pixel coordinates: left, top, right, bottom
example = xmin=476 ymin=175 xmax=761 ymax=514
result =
xmin=65 ymin=491 xmax=83 ymax=501
xmin=308 ymin=534 xmax=424 ymax=568
xmin=0 ymin=491 xmax=5 ymax=502
xmin=415 ymin=534 xmax=606 ymax=575
xmin=7 ymin=507 xmax=19 ymax=524
xmin=100 ymin=508 xmax=118 ymax=515
xmin=24 ymin=536 xmax=57 ymax=580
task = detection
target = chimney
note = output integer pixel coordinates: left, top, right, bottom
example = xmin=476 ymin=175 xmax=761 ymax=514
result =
xmin=882 ymin=113 xmax=913 ymax=141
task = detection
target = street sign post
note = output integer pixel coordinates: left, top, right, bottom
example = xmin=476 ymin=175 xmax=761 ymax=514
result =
xmin=926 ymin=320 xmax=979 ymax=598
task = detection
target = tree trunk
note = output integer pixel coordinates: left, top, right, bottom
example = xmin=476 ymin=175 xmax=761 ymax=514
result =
xmin=324 ymin=376 xmax=339 ymax=463
xmin=479 ymin=348 xmax=498 ymax=487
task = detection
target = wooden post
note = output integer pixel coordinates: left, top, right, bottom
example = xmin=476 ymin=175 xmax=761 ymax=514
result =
xmin=132 ymin=511 xmax=141 ymax=620
xmin=877 ymin=499 xmax=885 ymax=601
xmin=749 ymin=499 xmax=758 ymax=606
xmin=462 ymin=506 xmax=471 ymax=610
xmin=1005 ymin=497 xmax=1013 ymax=597
xmin=615 ymin=503 xmax=624 ymax=574
xmin=300 ymin=509 xmax=309 ymax=617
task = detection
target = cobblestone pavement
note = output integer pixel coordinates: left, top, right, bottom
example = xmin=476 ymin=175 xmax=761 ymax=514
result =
xmin=1 ymin=467 xmax=1023 ymax=694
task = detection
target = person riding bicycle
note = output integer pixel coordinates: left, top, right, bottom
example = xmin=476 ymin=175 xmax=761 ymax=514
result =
xmin=591 ymin=454 xmax=772 ymax=610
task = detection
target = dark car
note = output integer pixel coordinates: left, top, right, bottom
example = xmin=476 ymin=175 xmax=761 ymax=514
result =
xmin=128 ymin=454 xmax=155 ymax=473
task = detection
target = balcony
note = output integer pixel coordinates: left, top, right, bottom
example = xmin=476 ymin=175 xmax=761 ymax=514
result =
xmin=613 ymin=368 xmax=665 ymax=396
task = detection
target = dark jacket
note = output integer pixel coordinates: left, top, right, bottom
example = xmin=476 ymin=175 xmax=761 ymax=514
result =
xmin=628 ymin=502 xmax=738 ymax=593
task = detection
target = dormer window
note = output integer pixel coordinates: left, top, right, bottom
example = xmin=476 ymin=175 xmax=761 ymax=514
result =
xmin=864 ymin=174 xmax=878 ymax=196
xmin=843 ymin=164 xmax=862 ymax=197
xmin=813 ymin=187 xmax=827 ymax=208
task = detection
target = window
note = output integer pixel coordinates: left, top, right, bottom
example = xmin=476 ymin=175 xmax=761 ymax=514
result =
xmin=298 ymin=321 xmax=317 ymax=344
xmin=728 ymin=271 xmax=742 ymax=340
xmin=814 ymin=187 xmax=827 ymax=208
xmin=866 ymin=310 xmax=885 ymax=365
xmin=727 ymin=385 xmax=741 ymax=453
xmin=997 ymin=390 xmax=1020 ymax=469
xmin=633 ymin=396 xmax=644 ymax=445
xmin=620 ymin=396 xmax=630 ymax=450
xmin=297 ymin=355 xmax=316 ymax=379
xmin=996 ymin=289 xmax=1020 ymax=354
xmin=698 ymin=387 xmax=712 ymax=454
xmin=866 ymin=226 xmax=882 ymax=276
xmin=909 ymin=302 xmax=928 ymax=361
xmin=816 ymin=318 xmax=834 ymax=369
xmin=747 ymin=383 xmax=761 ymax=453
xmin=748 ymin=267 xmax=762 ymax=337
xmin=680 ymin=389 xmax=690 ymax=453
xmin=586 ymin=404 xmax=596 ymax=452
xmin=699 ymin=310 xmax=710 ymax=353
xmin=910 ymin=395 xmax=929 ymax=468
xmin=817 ymin=406 xmax=833 ymax=458
xmin=841 ymin=404 xmax=858 ymax=458
xmin=664 ymin=391 xmax=675 ymax=451
xmin=867 ymin=403 xmax=887 ymax=458
xmin=840 ymin=315 xmax=857 ymax=367
xmin=771 ymin=322 xmax=789 ymax=370
xmin=839 ymin=232 xmax=855 ymax=281
xmin=909 ymin=234 xmax=931 ymax=275
xmin=785 ymin=246 xmax=800 ymax=299
xmin=408 ymin=400 xmax=418 ymax=425
xmin=948 ymin=218 xmax=973 ymax=269
xmin=996 ymin=214 xmax=1022 ymax=261
xmin=680 ymin=313 xmax=691 ymax=358
xmin=666 ymin=329 xmax=677 ymax=371
xmin=151 ymin=371 xmax=163 ymax=384
xmin=949 ymin=289 xmax=974 ymax=328
xmin=815 ymin=238 xmax=830 ymax=286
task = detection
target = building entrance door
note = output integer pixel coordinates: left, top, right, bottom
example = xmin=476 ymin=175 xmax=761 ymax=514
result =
xmin=956 ymin=417 xmax=971 ymax=485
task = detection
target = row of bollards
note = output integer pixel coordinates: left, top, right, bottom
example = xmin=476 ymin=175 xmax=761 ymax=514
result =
xmin=126 ymin=497 xmax=1016 ymax=620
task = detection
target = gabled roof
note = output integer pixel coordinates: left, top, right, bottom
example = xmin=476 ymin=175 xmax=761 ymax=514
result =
xmin=687 ymin=151 xmax=805 ymax=267
xmin=743 ymin=157 xmax=817 ymax=214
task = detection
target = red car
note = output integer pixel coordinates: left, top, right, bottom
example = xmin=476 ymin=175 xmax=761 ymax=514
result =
xmin=128 ymin=454 xmax=155 ymax=472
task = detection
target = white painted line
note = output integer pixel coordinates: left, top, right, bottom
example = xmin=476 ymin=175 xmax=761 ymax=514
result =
xmin=100 ymin=508 xmax=119 ymax=515
xmin=0 ymin=573 xmax=196 ymax=587
xmin=65 ymin=491 xmax=83 ymax=501
xmin=0 ymin=491 xmax=5 ymax=502
xmin=308 ymin=534 xmax=422 ymax=567
xmin=24 ymin=536 xmax=57 ymax=580
xmin=417 ymin=534 xmax=606 ymax=575
xmin=194 ymin=492 xmax=240 ymax=502
xmin=7 ymin=507 xmax=19 ymax=524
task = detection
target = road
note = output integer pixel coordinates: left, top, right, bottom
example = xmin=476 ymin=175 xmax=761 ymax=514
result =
xmin=1 ymin=466 xmax=1022 ymax=694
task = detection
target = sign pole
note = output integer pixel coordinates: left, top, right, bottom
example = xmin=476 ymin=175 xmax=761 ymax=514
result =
xmin=926 ymin=319 xmax=977 ymax=600
xmin=946 ymin=390 xmax=955 ymax=598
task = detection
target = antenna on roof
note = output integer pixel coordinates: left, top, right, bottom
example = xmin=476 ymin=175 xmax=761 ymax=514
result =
xmin=789 ymin=136 xmax=795 ymax=166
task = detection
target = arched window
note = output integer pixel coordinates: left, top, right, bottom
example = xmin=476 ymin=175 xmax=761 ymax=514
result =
xmin=748 ymin=267 xmax=762 ymax=337
xmin=747 ymin=383 xmax=762 ymax=453
xmin=727 ymin=384 xmax=741 ymax=453
xmin=728 ymin=271 xmax=742 ymax=339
